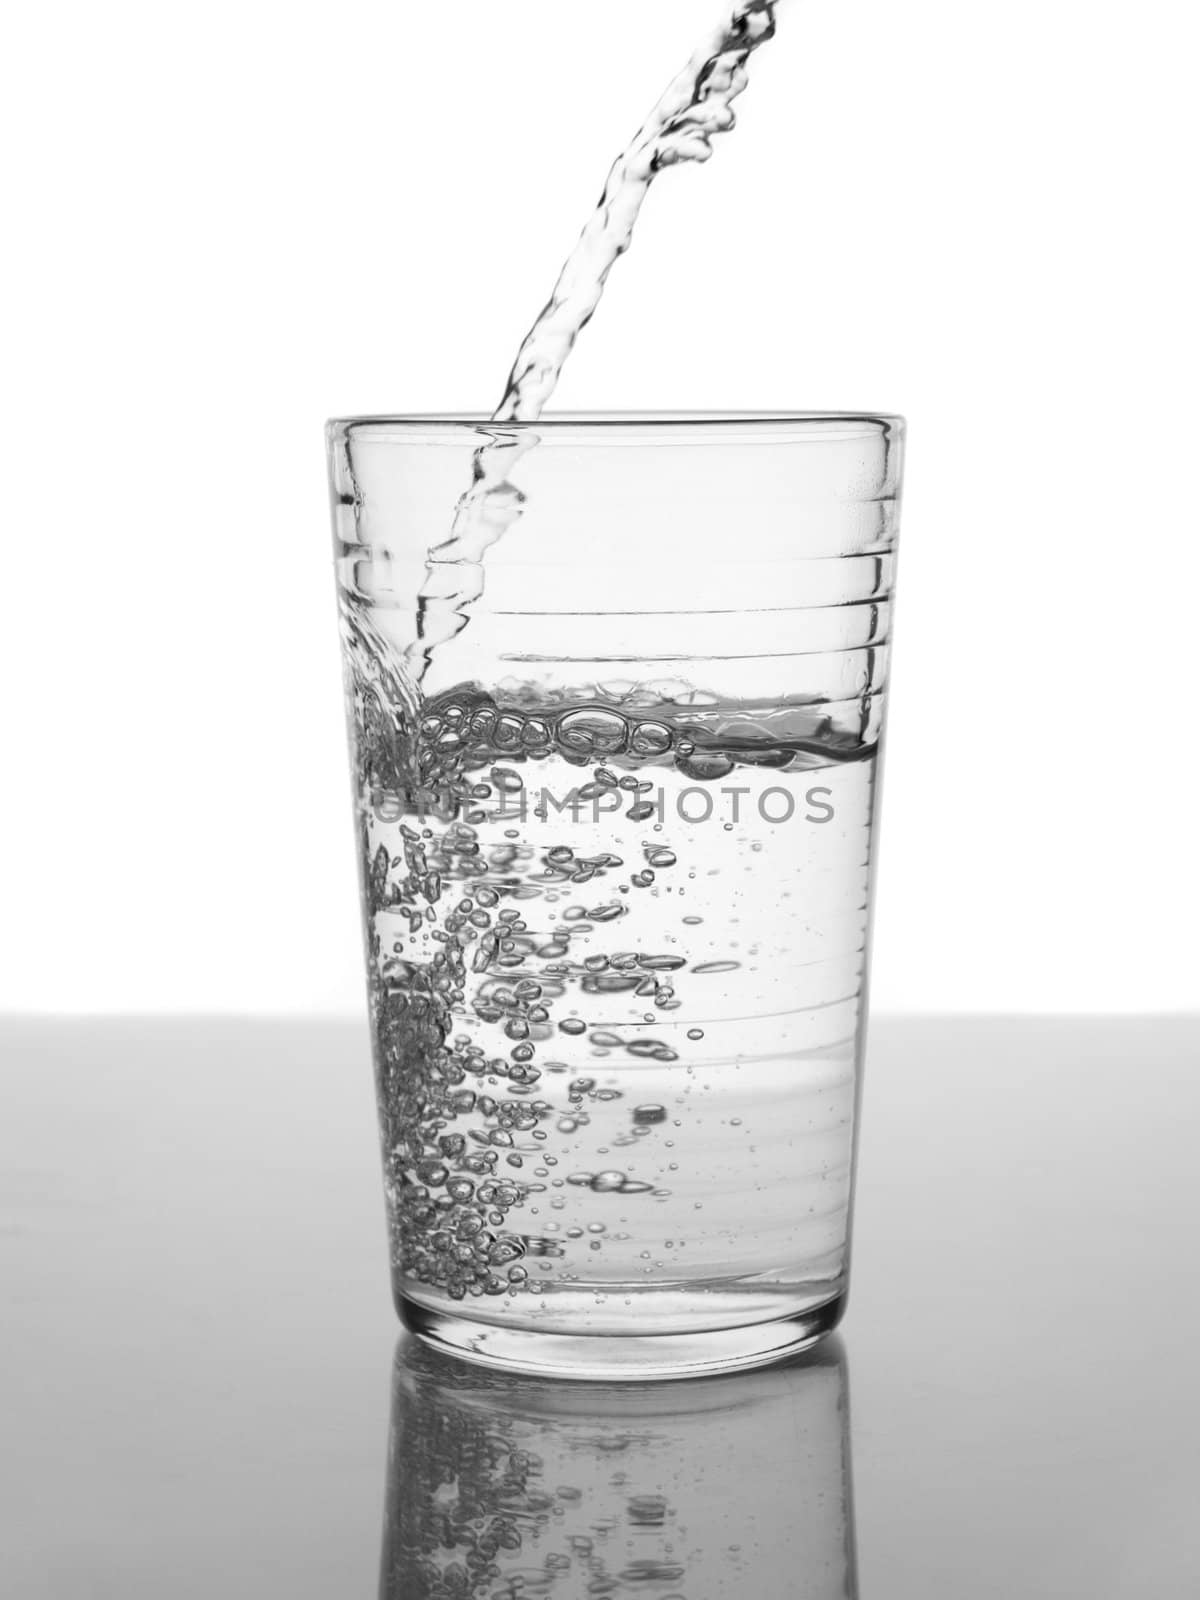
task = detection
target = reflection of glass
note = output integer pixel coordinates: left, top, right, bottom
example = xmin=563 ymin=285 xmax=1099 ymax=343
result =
xmin=380 ymin=1331 xmax=857 ymax=1598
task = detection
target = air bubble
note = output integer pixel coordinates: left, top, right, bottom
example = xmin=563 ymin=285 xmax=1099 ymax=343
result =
xmin=627 ymin=1040 xmax=678 ymax=1062
xmin=472 ymin=936 xmax=497 ymax=973
xmin=630 ymin=720 xmax=673 ymax=756
xmin=557 ymin=707 xmax=629 ymax=756
xmin=633 ymin=1104 xmax=667 ymax=1125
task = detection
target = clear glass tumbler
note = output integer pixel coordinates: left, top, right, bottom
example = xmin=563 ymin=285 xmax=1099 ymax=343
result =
xmin=327 ymin=412 xmax=904 ymax=1378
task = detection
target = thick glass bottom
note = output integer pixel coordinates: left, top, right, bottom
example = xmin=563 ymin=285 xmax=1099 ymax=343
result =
xmin=397 ymin=1290 xmax=846 ymax=1382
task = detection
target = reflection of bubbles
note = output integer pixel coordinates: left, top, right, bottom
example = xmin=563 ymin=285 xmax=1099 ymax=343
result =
xmin=381 ymin=1333 xmax=857 ymax=1599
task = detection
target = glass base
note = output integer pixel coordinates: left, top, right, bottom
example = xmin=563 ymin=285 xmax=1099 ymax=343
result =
xmin=397 ymin=1292 xmax=845 ymax=1382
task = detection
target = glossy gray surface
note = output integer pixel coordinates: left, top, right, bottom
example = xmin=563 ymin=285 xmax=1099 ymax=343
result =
xmin=3 ymin=1017 xmax=1198 ymax=1597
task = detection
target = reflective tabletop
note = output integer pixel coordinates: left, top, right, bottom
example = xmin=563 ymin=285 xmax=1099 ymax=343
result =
xmin=3 ymin=1017 xmax=1198 ymax=1597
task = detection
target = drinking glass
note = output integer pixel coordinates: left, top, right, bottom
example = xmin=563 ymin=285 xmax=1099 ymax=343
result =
xmin=327 ymin=412 xmax=904 ymax=1377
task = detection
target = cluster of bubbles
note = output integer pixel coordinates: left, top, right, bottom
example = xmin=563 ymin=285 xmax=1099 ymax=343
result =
xmin=366 ymin=827 xmax=692 ymax=1296
xmin=348 ymin=672 xmax=771 ymax=1303
xmin=420 ymin=701 xmax=678 ymax=767
xmin=407 ymin=692 xmax=853 ymax=784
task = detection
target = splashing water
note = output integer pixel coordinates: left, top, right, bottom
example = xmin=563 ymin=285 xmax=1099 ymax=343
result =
xmin=405 ymin=0 xmax=786 ymax=682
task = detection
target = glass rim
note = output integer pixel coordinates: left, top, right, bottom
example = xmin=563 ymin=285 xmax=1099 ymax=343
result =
xmin=327 ymin=409 xmax=905 ymax=444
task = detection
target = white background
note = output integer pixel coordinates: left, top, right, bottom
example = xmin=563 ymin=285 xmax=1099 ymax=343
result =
xmin=2 ymin=0 xmax=1196 ymax=1015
